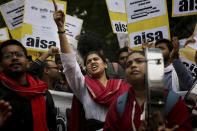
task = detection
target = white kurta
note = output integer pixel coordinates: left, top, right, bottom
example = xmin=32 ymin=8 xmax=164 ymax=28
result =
xmin=60 ymin=53 xmax=108 ymax=122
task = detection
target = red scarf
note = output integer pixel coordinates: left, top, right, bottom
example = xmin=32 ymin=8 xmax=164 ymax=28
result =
xmin=85 ymin=77 xmax=130 ymax=106
xmin=69 ymin=77 xmax=131 ymax=131
xmin=0 ymin=72 xmax=48 ymax=131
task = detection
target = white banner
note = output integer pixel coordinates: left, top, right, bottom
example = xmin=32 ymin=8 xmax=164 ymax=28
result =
xmin=24 ymin=0 xmax=64 ymax=29
xmin=126 ymin=0 xmax=166 ymax=23
xmin=112 ymin=21 xmax=128 ymax=33
xmin=22 ymin=33 xmax=60 ymax=51
xmin=49 ymin=90 xmax=73 ymax=131
xmin=172 ymin=0 xmax=197 ymax=17
xmin=129 ymin=26 xmax=169 ymax=48
xmin=65 ymin=15 xmax=83 ymax=42
xmin=106 ymin=0 xmax=126 ymax=13
xmin=0 ymin=28 xmax=9 ymax=41
xmin=22 ymin=0 xmax=66 ymax=51
xmin=0 ymin=0 xmax=24 ymax=30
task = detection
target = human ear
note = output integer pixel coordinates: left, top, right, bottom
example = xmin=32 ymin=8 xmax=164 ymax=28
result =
xmin=104 ymin=63 xmax=107 ymax=69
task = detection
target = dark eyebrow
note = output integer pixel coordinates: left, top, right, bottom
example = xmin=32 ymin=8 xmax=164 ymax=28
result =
xmin=127 ymin=57 xmax=145 ymax=62
xmin=135 ymin=58 xmax=145 ymax=61
xmin=126 ymin=57 xmax=145 ymax=65
xmin=86 ymin=56 xmax=100 ymax=63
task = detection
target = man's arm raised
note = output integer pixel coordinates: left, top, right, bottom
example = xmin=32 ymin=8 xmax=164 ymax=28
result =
xmin=52 ymin=0 xmax=71 ymax=54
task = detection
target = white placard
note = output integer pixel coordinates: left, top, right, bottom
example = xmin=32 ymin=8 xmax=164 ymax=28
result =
xmin=22 ymin=33 xmax=60 ymax=51
xmin=126 ymin=0 xmax=166 ymax=23
xmin=112 ymin=21 xmax=128 ymax=33
xmin=181 ymin=57 xmax=197 ymax=79
xmin=49 ymin=90 xmax=73 ymax=116
xmin=117 ymin=33 xmax=129 ymax=48
xmin=0 ymin=0 xmax=24 ymax=30
xmin=129 ymin=26 xmax=169 ymax=48
xmin=173 ymin=0 xmax=197 ymax=16
xmin=22 ymin=0 xmax=66 ymax=51
xmin=24 ymin=0 xmax=64 ymax=29
xmin=0 ymin=28 xmax=9 ymax=41
xmin=49 ymin=90 xmax=73 ymax=131
xmin=65 ymin=15 xmax=83 ymax=42
xmin=106 ymin=0 xmax=126 ymax=13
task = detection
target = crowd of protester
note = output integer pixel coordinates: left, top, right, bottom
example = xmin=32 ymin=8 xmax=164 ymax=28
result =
xmin=0 ymin=1 xmax=197 ymax=131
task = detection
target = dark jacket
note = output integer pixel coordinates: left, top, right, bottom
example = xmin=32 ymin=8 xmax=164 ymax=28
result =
xmin=0 ymin=79 xmax=57 ymax=131
xmin=172 ymin=59 xmax=194 ymax=91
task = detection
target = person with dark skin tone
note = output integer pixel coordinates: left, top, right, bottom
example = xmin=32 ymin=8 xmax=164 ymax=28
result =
xmin=150 ymin=38 xmax=194 ymax=92
xmin=0 ymin=40 xmax=56 ymax=131
xmin=118 ymin=47 xmax=129 ymax=69
xmin=1 ymin=44 xmax=30 ymax=84
xmin=40 ymin=60 xmax=61 ymax=90
xmin=52 ymin=1 xmax=130 ymax=130
xmin=104 ymin=51 xmax=192 ymax=131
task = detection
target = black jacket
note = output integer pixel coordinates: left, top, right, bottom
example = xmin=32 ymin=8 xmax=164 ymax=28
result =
xmin=0 ymin=79 xmax=57 ymax=131
xmin=0 ymin=59 xmax=57 ymax=131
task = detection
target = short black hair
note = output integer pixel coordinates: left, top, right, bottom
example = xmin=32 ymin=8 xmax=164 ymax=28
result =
xmin=84 ymin=51 xmax=107 ymax=66
xmin=155 ymin=39 xmax=173 ymax=52
xmin=77 ymin=32 xmax=105 ymax=57
xmin=118 ymin=47 xmax=129 ymax=57
xmin=0 ymin=39 xmax=27 ymax=61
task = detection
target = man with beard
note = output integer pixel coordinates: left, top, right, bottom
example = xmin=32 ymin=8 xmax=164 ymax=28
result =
xmin=0 ymin=40 xmax=56 ymax=131
xmin=155 ymin=39 xmax=194 ymax=92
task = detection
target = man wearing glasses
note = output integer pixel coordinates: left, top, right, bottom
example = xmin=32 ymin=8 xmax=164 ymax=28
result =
xmin=0 ymin=40 xmax=56 ymax=131
xmin=39 ymin=60 xmax=69 ymax=92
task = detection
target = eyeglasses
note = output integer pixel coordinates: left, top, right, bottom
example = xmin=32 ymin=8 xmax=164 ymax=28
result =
xmin=3 ymin=51 xmax=25 ymax=59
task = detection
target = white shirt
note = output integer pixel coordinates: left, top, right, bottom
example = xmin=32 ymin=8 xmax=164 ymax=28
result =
xmin=60 ymin=53 xmax=108 ymax=122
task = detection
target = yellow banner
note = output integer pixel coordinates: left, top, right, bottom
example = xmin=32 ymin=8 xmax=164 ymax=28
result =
xmin=125 ymin=0 xmax=170 ymax=49
xmin=0 ymin=0 xmax=24 ymax=40
xmin=105 ymin=0 xmax=128 ymax=34
xmin=21 ymin=0 xmax=66 ymax=52
xmin=180 ymin=46 xmax=197 ymax=78
xmin=172 ymin=0 xmax=197 ymax=17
